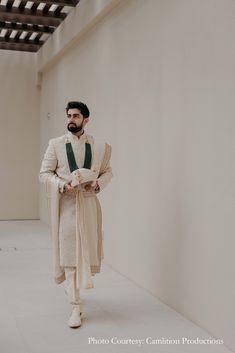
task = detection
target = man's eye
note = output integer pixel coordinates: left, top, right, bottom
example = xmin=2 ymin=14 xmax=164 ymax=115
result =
xmin=67 ymin=114 xmax=80 ymax=118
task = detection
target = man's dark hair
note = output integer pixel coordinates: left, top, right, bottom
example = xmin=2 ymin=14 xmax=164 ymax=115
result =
xmin=66 ymin=101 xmax=90 ymax=118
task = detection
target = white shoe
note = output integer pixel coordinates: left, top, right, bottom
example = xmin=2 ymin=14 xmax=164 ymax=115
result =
xmin=68 ymin=306 xmax=82 ymax=328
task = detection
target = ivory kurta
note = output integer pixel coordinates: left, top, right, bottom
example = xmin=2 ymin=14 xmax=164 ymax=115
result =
xmin=58 ymin=190 xmax=103 ymax=268
xmin=39 ymin=131 xmax=113 ymax=289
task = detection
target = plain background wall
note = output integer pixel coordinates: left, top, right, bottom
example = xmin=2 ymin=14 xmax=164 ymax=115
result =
xmin=0 ymin=51 xmax=39 ymax=219
xmin=38 ymin=0 xmax=235 ymax=351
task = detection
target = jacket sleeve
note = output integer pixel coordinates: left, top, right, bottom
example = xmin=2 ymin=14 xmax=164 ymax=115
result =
xmin=39 ymin=139 xmax=67 ymax=193
xmin=96 ymin=143 xmax=113 ymax=192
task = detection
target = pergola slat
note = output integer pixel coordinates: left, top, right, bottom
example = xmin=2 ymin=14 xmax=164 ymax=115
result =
xmin=6 ymin=1 xmax=15 ymax=10
xmin=0 ymin=42 xmax=40 ymax=52
xmin=5 ymin=28 xmax=12 ymax=40
xmin=24 ymin=31 xmax=34 ymax=41
xmin=0 ymin=6 xmax=64 ymax=27
xmin=34 ymin=32 xmax=43 ymax=42
xmin=0 ymin=0 xmax=80 ymax=52
xmin=54 ymin=6 xmax=64 ymax=17
xmin=15 ymin=30 xmax=23 ymax=41
xmin=0 ymin=22 xmax=54 ymax=34
xmin=0 ymin=36 xmax=43 ymax=45
xmin=19 ymin=1 xmax=78 ymax=7
xmin=42 ymin=4 xmax=52 ymax=15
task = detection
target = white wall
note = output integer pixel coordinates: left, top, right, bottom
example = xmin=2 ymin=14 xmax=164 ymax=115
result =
xmin=0 ymin=51 xmax=39 ymax=219
xmin=38 ymin=0 xmax=235 ymax=350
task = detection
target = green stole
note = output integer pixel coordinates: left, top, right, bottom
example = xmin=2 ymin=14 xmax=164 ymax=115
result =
xmin=66 ymin=142 xmax=92 ymax=172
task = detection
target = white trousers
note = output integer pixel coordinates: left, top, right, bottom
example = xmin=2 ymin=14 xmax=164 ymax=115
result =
xmin=64 ymin=267 xmax=82 ymax=307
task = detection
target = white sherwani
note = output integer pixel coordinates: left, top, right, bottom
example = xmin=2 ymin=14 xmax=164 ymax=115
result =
xmin=39 ymin=131 xmax=113 ymax=289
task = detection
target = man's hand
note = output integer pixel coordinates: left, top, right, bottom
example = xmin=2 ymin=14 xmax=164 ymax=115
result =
xmin=64 ymin=181 xmax=76 ymax=193
xmin=84 ymin=181 xmax=100 ymax=193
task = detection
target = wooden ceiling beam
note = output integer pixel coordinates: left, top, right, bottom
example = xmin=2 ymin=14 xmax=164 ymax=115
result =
xmin=0 ymin=36 xmax=43 ymax=46
xmin=24 ymin=31 xmax=34 ymax=41
xmin=0 ymin=4 xmax=66 ymax=18
xmin=0 ymin=0 xmax=81 ymax=52
xmin=0 ymin=42 xmax=40 ymax=52
xmin=54 ymin=6 xmax=64 ymax=16
xmin=18 ymin=1 xmax=27 ymax=11
xmin=4 ymin=29 xmax=12 ymax=40
xmin=0 ymin=6 xmax=65 ymax=27
xmin=19 ymin=0 xmax=78 ymax=7
xmin=0 ymin=22 xmax=54 ymax=34
xmin=14 ymin=30 xmax=23 ymax=41
xmin=71 ymin=0 xmax=80 ymax=5
xmin=6 ymin=1 xmax=14 ymax=10
xmin=42 ymin=4 xmax=52 ymax=15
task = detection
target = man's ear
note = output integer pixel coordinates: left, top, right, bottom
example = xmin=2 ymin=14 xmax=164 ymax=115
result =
xmin=83 ymin=117 xmax=89 ymax=126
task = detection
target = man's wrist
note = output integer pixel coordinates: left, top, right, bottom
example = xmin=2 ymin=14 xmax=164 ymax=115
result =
xmin=59 ymin=181 xmax=67 ymax=193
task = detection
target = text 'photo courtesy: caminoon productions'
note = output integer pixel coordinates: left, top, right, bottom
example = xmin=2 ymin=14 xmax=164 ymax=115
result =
xmin=88 ymin=336 xmax=224 ymax=347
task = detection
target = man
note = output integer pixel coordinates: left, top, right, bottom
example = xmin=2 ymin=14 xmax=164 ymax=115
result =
xmin=39 ymin=101 xmax=113 ymax=328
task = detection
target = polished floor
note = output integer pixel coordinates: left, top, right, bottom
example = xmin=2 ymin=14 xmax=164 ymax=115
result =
xmin=0 ymin=221 xmax=232 ymax=353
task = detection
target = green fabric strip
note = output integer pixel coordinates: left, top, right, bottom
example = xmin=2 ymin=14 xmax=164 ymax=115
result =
xmin=83 ymin=142 xmax=92 ymax=169
xmin=65 ymin=142 xmax=92 ymax=172
xmin=66 ymin=143 xmax=78 ymax=172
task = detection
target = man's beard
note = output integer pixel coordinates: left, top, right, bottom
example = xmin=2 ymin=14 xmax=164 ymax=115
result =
xmin=67 ymin=122 xmax=83 ymax=133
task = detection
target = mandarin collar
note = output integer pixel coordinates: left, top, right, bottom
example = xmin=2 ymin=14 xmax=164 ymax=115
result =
xmin=67 ymin=130 xmax=87 ymax=143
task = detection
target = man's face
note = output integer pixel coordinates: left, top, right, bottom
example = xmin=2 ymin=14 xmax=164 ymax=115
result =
xmin=67 ymin=108 xmax=89 ymax=134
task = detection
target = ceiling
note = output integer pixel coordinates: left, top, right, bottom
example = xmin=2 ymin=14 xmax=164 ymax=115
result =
xmin=0 ymin=0 xmax=80 ymax=52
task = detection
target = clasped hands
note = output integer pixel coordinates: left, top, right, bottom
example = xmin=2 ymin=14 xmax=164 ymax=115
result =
xmin=64 ymin=180 xmax=99 ymax=193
